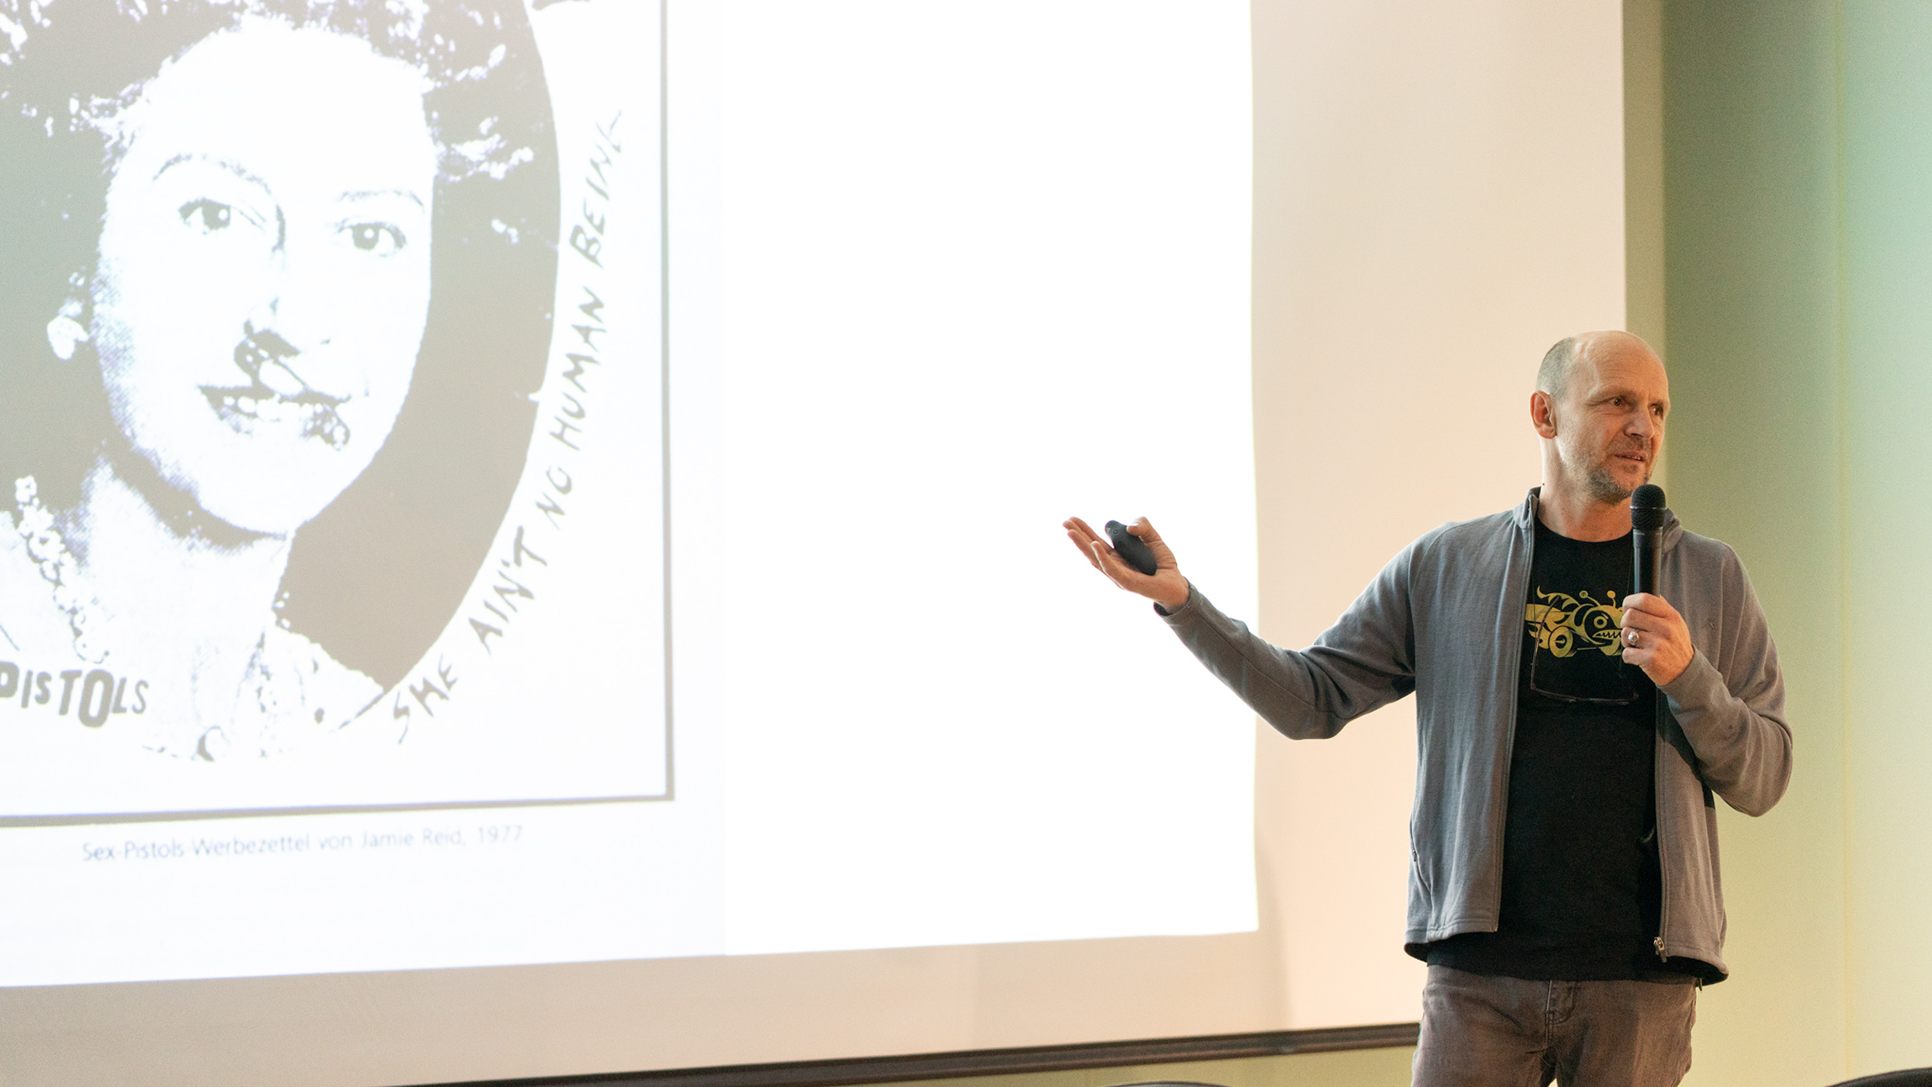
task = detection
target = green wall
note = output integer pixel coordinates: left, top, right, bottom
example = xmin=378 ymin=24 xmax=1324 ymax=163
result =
xmin=1840 ymin=1 xmax=1932 ymax=1068
xmin=1658 ymin=3 xmax=1850 ymax=1085
xmin=1666 ymin=0 xmax=1932 ymax=1080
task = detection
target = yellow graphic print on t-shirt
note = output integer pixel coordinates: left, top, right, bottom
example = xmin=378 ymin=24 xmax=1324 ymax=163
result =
xmin=1524 ymin=589 xmax=1624 ymax=658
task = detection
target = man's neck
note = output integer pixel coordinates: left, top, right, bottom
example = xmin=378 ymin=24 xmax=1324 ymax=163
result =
xmin=1536 ymin=483 xmax=1632 ymax=542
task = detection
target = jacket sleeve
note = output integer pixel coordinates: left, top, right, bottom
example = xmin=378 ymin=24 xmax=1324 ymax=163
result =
xmin=1159 ymin=544 xmax=1419 ymax=739
xmin=1657 ymin=550 xmax=1794 ymax=816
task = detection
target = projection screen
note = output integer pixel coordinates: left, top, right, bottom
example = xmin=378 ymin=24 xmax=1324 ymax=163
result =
xmin=0 ymin=1 xmax=1628 ymax=1083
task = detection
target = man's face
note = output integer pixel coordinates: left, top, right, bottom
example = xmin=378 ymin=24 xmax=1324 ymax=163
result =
xmin=1550 ymin=346 xmax=1669 ymax=505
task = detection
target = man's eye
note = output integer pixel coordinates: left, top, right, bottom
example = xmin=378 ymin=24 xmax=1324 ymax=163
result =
xmin=347 ymin=223 xmax=405 ymax=256
xmin=179 ymin=199 xmax=232 ymax=233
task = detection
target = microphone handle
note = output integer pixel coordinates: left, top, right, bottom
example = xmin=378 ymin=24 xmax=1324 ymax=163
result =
xmin=1633 ymin=528 xmax=1661 ymax=597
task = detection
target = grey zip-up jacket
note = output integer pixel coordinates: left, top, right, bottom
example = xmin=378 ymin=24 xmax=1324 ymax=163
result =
xmin=1161 ymin=488 xmax=1792 ymax=980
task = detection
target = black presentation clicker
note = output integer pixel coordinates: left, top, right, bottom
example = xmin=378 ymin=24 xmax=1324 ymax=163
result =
xmin=1105 ymin=520 xmax=1160 ymax=577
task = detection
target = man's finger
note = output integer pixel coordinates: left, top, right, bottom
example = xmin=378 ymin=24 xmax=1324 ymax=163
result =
xmin=1068 ymin=529 xmax=1104 ymax=570
xmin=1091 ymin=540 xmax=1134 ymax=587
xmin=1623 ymin=615 xmax=1669 ymax=641
xmin=1094 ymin=538 xmax=1159 ymax=588
xmin=1127 ymin=517 xmax=1171 ymax=552
xmin=1066 ymin=519 xmax=1112 ymax=568
xmin=1623 ymin=592 xmax=1679 ymax=619
xmin=1128 ymin=518 xmax=1179 ymax=568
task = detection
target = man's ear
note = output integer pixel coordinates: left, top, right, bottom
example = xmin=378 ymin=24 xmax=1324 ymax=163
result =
xmin=1529 ymin=389 xmax=1559 ymax=439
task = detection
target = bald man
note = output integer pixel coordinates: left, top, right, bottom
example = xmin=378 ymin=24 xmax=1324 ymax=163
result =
xmin=1067 ymin=332 xmax=1791 ymax=1087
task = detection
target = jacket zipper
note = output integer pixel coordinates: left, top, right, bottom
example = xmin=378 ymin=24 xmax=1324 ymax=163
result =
xmin=1652 ymin=541 xmax=1672 ymax=963
xmin=1493 ymin=492 xmax=1538 ymax=933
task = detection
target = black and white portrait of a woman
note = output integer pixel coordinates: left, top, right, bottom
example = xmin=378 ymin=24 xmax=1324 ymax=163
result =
xmin=0 ymin=0 xmax=563 ymax=763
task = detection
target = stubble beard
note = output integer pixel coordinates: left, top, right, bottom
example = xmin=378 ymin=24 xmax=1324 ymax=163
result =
xmin=1560 ymin=431 xmax=1651 ymax=506
xmin=1582 ymin=461 xmax=1636 ymax=505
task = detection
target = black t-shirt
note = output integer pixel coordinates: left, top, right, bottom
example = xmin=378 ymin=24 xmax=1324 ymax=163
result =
xmin=1427 ymin=519 xmax=1702 ymax=982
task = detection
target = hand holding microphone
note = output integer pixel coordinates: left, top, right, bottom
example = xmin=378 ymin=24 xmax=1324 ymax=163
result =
xmin=1622 ymin=484 xmax=1693 ymax=686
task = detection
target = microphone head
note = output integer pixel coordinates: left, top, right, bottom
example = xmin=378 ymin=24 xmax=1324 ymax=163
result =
xmin=1630 ymin=483 xmax=1668 ymax=531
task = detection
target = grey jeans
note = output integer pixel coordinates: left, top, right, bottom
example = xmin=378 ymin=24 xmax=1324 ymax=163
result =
xmin=1412 ymin=965 xmax=1698 ymax=1087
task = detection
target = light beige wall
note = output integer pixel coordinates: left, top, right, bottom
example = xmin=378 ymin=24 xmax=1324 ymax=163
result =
xmin=1624 ymin=0 xmax=1666 ymax=362
xmin=888 ymin=1 xmax=1629 ymax=1080
xmin=1251 ymin=0 xmax=1624 ymax=1032
xmin=897 ymin=0 xmax=1626 ymax=1080
xmin=797 ymin=2 xmax=1628 ymax=1080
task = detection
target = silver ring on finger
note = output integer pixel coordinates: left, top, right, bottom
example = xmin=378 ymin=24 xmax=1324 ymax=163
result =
xmin=1628 ymin=629 xmax=1640 ymax=647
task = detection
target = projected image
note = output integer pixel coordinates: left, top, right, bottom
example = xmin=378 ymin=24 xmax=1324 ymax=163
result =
xmin=0 ymin=1 xmax=1254 ymax=997
xmin=0 ymin=0 xmax=666 ymax=811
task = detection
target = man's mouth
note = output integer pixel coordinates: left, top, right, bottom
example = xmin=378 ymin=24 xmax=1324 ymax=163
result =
xmin=202 ymin=385 xmax=351 ymax=450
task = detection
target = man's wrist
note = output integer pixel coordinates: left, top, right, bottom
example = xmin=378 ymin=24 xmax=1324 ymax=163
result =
xmin=1154 ymin=582 xmax=1191 ymax=615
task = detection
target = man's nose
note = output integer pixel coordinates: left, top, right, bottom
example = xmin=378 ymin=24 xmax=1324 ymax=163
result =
xmin=1627 ymin=407 xmax=1657 ymax=440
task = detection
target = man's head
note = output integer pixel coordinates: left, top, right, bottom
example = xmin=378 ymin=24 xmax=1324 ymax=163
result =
xmin=1530 ymin=330 xmax=1668 ymax=507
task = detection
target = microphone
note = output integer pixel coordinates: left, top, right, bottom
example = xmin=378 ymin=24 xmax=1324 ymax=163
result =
xmin=1631 ymin=484 xmax=1667 ymax=597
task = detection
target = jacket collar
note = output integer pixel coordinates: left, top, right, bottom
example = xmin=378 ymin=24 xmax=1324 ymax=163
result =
xmin=1520 ymin=486 xmax=1683 ymax=548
